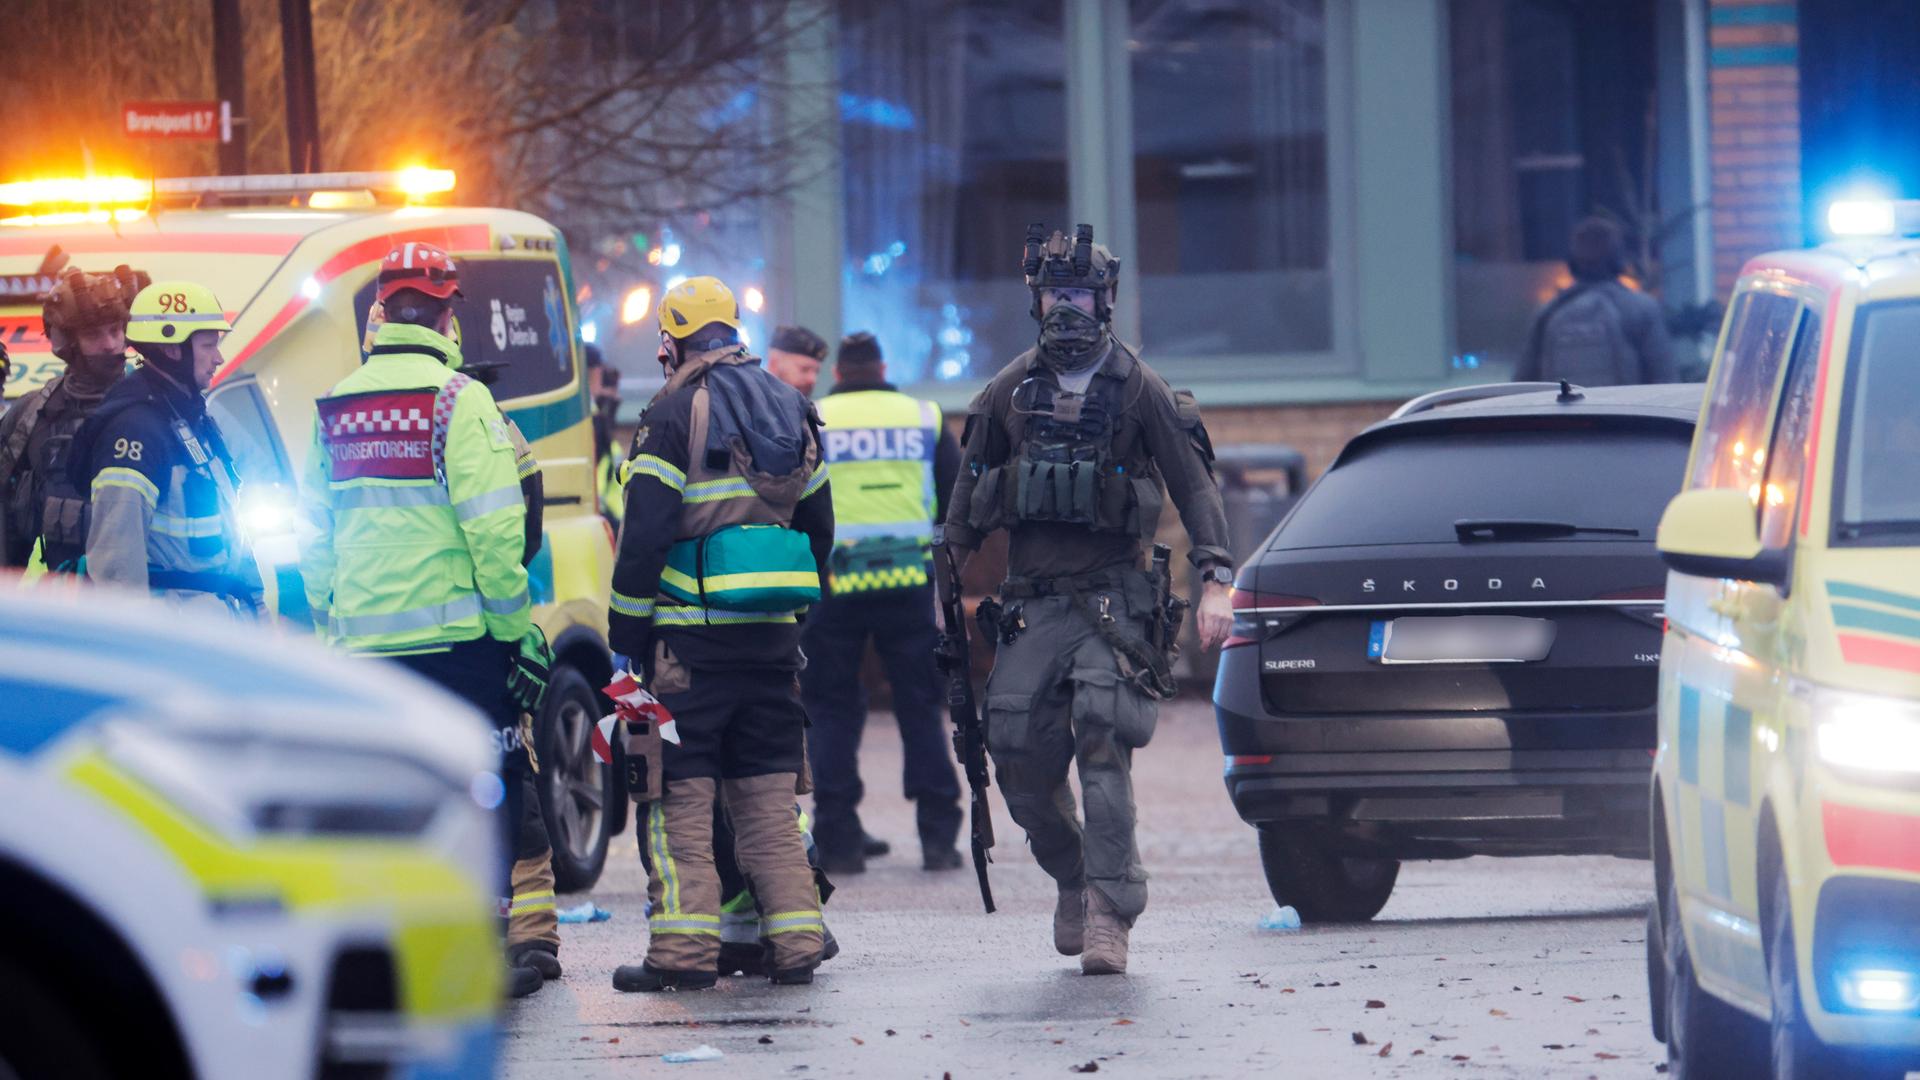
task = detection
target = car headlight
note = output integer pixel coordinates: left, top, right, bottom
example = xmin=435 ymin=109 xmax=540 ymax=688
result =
xmin=99 ymin=719 xmax=461 ymax=839
xmin=1814 ymin=688 xmax=1920 ymax=776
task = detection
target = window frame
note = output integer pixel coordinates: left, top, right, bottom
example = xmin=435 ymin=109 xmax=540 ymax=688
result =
xmin=1828 ymin=297 xmax=1920 ymax=549
xmin=1683 ymin=285 xmax=1809 ymax=507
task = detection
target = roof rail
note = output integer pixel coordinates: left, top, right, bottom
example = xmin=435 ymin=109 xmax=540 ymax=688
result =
xmin=1389 ymin=381 xmax=1577 ymax=420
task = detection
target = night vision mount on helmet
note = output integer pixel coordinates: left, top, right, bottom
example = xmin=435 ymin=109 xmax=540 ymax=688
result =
xmin=1022 ymin=223 xmax=1120 ymax=323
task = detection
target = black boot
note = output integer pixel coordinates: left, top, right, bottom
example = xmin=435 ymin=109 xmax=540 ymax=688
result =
xmin=510 ymin=942 xmax=562 ymax=981
xmin=507 ymin=962 xmax=543 ymax=999
xmin=770 ymin=965 xmax=816 ymax=986
xmin=862 ymin=832 xmax=892 ymax=857
xmin=717 ymin=941 xmax=767 ymax=978
xmin=612 ymin=962 xmax=718 ymax=992
xmin=922 ymin=846 xmax=963 ymax=871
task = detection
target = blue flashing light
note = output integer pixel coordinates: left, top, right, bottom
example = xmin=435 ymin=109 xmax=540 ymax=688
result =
xmin=839 ymin=92 xmax=916 ymax=131
xmin=1838 ymin=967 xmax=1920 ymax=1012
xmin=580 ymin=320 xmax=598 ymax=345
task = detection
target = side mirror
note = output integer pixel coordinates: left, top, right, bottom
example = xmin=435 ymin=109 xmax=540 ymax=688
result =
xmin=1656 ymin=488 xmax=1789 ymax=587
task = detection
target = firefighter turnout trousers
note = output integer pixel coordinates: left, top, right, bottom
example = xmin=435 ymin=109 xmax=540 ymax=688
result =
xmin=637 ymin=653 xmax=824 ymax=975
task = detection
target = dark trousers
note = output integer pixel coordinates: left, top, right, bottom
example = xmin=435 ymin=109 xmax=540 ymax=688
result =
xmin=392 ymin=636 xmax=531 ymax=929
xmin=799 ymin=583 xmax=962 ymax=858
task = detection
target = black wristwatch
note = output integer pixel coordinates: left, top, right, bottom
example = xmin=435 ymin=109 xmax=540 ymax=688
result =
xmin=1201 ymin=565 xmax=1233 ymax=587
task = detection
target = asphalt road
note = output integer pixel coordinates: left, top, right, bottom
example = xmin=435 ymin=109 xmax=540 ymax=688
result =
xmin=503 ymin=699 xmax=1663 ymax=1079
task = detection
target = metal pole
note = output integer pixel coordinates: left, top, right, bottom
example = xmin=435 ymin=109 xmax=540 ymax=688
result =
xmin=278 ymin=0 xmax=322 ymax=172
xmin=211 ymin=0 xmax=248 ymax=175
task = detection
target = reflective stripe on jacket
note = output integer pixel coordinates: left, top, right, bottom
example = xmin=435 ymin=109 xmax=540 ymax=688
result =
xmin=816 ymin=389 xmax=938 ymax=592
xmin=299 ymin=322 xmax=531 ymax=654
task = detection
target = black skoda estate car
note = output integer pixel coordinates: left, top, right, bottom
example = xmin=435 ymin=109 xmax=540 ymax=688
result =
xmin=1214 ymin=382 xmax=1700 ymax=921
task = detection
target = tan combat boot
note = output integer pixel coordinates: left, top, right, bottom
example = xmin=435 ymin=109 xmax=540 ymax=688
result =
xmin=1054 ymin=887 xmax=1085 ymax=956
xmin=1080 ymin=889 xmax=1129 ymax=976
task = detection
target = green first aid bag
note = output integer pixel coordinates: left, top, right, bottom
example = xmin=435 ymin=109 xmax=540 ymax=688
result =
xmin=661 ymin=523 xmax=821 ymax=612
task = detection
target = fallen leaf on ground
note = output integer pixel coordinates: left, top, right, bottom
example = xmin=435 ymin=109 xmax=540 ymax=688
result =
xmin=1489 ymin=1009 xmax=1507 ymax=1017
xmin=1351 ymin=1032 xmax=1370 ymax=1045
xmin=1595 ymin=1052 xmax=1619 ymax=1060
xmin=1566 ymin=995 xmax=1586 ymax=1003
xmin=1411 ymin=1049 xmax=1425 ymax=1056
xmin=1585 ymin=1028 xmax=1600 ymax=1035
xmin=1052 ymin=1039 xmax=1065 ymax=1045
xmin=608 ymin=1038 xmax=619 ymax=1044
xmin=1378 ymin=1043 xmax=1393 ymax=1058
xmin=1366 ymin=1000 xmax=1386 ymax=1009
xmin=851 ymin=1037 xmax=864 ymax=1046
xmin=758 ymin=1036 xmax=773 ymax=1045
xmin=1543 ymin=1044 xmax=1565 ymax=1050
xmin=1451 ymin=1054 xmax=1470 ymax=1061
xmin=1069 ymin=1062 xmax=1099 ymax=1074
xmin=1281 ymin=988 xmax=1296 ymax=994
xmin=885 ymin=1030 xmax=897 ymax=1037
xmin=958 ymin=1019 xmax=970 ymax=1027
xmin=1112 ymin=1019 xmax=1134 ymax=1026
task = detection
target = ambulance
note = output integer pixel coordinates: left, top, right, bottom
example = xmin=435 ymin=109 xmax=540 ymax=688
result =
xmin=1648 ymin=198 xmax=1920 ymax=1077
xmin=0 ymin=587 xmax=502 ymax=1080
xmin=0 ymin=170 xmax=625 ymax=891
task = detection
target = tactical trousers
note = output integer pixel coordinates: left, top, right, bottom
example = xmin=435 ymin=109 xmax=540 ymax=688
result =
xmin=800 ymin=583 xmax=962 ymax=859
xmin=390 ymin=638 xmax=539 ymax=932
xmin=637 ymin=657 xmax=824 ymax=973
xmin=982 ymin=575 xmax=1160 ymax=924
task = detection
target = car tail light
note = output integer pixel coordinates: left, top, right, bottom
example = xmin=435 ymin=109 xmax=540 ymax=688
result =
xmin=1226 ymin=754 xmax=1273 ymax=767
xmin=1225 ymin=588 xmax=1319 ymax=649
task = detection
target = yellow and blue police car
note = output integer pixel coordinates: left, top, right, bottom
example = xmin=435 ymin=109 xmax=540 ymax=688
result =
xmin=0 ymin=586 xmax=502 ymax=1079
xmin=1649 ymin=198 xmax=1920 ymax=1078
xmin=0 ymin=170 xmax=625 ymax=890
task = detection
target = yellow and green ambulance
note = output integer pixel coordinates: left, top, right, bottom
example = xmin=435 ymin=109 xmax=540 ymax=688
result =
xmin=1649 ymin=199 xmax=1920 ymax=1078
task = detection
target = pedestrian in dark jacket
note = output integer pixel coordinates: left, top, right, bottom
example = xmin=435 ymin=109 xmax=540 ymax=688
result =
xmin=1516 ymin=217 xmax=1674 ymax=386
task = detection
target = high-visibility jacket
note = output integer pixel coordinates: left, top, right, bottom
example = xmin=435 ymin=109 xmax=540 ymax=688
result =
xmin=816 ymin=388 xmax=940 ymax=592
xmin=299 ymin=322 xmax=531 ymax=655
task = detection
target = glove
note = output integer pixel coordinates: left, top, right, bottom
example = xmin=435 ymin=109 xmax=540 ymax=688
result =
xmin=507 ymin=625 xmax=554 ymax=715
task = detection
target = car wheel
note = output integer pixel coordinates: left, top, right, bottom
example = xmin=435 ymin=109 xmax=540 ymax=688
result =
xmin=1255 ymin=826 xmax=1399 ymax=923
xmin=1767 ymin=867 xmax=1856 ymax=1080
xmin=1662 ymin=873 xmax=1764 ymax=1079
xmin=1648 ymin=899 xmax=1670 ymax=1043
xmin=0 ymin=957 xmax=110 ymax=1080
xmin=536 ymin=665 xmax=614 ymax=892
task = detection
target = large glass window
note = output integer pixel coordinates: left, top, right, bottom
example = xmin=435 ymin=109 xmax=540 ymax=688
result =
xmin=1130 ymin=0 xmax=1331 ymax=358
xmin=837 ymin=0 xmax=1067 ymax=385
xmin=1450 ymin=0 xmax=1658 ymax=372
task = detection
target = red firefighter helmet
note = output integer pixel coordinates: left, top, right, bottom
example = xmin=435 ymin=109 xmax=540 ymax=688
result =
xmin=375 ymin=242 xmax=461 ymax=302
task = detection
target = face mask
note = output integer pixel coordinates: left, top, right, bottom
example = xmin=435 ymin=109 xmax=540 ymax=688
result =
xmin=67 ymin=349 xmax=127 ymax=389
xmin=1037 ymin=303 xmax=1107 ymax=371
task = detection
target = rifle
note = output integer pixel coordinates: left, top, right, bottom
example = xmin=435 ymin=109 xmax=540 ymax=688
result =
xmin=931 ymin=527 xmax=996 ymax=914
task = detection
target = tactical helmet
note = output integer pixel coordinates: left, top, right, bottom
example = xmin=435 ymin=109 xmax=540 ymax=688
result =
xmin=126 ymin=281 xmax=232 ymax=345
xmin=42 ymin=265 xmax=148 ymax=361
xmin=657 ymin=276 xmax=741 ymax=341
xmin=1022 ymin=223 xmax=1121 ymax=322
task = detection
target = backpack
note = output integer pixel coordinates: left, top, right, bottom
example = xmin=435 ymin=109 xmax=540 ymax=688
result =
xmin=1535 ymin=284 xmax=1638 ymax=387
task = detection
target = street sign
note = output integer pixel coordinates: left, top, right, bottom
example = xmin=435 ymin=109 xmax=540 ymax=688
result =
xmin=123 ymin=101 xmax=232 ymax=143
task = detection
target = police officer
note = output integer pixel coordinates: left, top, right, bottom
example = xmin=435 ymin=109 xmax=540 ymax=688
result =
xmin=944 ymin=225 xmax=1234 ymax=975
xmin=70 ymin=281 xmax=259 ymax=614
xmin=0 ymin=266 xmax=147 ymax=573
xmin=765 ymin=324 xmax=829 ymax=397
xmin=608 ymin=276 xmax=833 ymax=992
xmin=800 ymin=330 xmax=964 ymax=874
xmin=299 ymin=243 xmax=548 ymax=998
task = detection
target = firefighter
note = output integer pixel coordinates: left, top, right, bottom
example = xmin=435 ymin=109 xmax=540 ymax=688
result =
xmin=70 ymin=281 xmax=259 ymax=614
xmin=944 ymin=225 xmax=1234 ymax=975
xmin=298 ymin=243 xmax=549 ymax=998
xmin=0 ymin=266 xmax=147 ymax=573
xmin=799 ymin=331 xmax=964 ymax=873
xmin=608 ymin=276 xmax=833 ymax=991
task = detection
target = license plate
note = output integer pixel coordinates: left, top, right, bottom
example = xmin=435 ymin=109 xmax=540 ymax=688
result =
xmin=1367 ymin=615 xmax=1556 ymax=665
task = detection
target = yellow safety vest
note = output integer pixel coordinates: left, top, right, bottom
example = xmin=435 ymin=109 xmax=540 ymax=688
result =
xmin=816 ymin=388 xmax=940 ymax=592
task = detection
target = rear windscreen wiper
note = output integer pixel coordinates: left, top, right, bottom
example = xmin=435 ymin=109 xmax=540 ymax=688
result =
xmin=1454 ymin=518 xmax=1640 ymax=542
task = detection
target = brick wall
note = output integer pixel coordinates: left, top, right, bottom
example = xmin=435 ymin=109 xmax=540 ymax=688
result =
xmin=1709 ymin=0 xmax=1803 ymax=295
xmin=1204 ymin=400 xmax=1398 ymax=482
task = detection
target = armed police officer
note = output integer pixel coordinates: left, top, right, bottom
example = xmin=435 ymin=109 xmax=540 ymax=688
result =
xmin=608 ymin=276 xmax=833 ymax=992
xmin=943 ymin=225 xmax=1234 ymax=975
xmin=70 ymin=282 xmax=259 ymax=614
xmin=0 ymin=265 xmax=147 ymax=574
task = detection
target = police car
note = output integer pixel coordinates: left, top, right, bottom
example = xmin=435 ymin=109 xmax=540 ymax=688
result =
xmin=0 ymin=586 xmax=501 ymax=1080
xmin=0 ymin=170 xmax=624 ymax=889
xmin=1648 ymin=199 xmax=1920 ymax=1077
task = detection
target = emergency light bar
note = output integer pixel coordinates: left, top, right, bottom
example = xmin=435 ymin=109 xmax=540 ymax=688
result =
xmin=153 ymin=167 xmax=455 ymax=201
xmin=0 ymin=274 xmax=58 ymax=300
xmin=1827 ymin=198 xmax=1920 ymax=237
